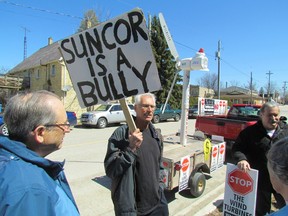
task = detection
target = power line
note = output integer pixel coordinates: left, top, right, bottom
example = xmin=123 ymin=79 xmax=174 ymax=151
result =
xmin=0 ymin=0 xmax=82 ymax=19
xmin=174 ymin=40 xmax=272 ymax=88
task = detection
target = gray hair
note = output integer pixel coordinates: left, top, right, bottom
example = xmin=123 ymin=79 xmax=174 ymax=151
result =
xmin=4 ymin=90 xmax=60 ymax=142
xmin=134 ymin=93 xmax=156 ymax=105
xmin=260 ymin=101 xmax=279 ymax=113
xmin=267 ymin=137 xmax=288 ymax=185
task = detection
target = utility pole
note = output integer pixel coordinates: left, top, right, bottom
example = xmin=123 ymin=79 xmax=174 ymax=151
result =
xmin=266 ymin=70 xmax=273 ymax=101
xmin=250 ymin=72 xmax=253 ymax=104
xmin=215 ymin=40 xmax=221 ymax=99
xmin=283 ymin=81 xmax=287 ymax=104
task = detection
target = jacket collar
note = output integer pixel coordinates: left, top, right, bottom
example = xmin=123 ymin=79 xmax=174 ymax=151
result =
xmin=0 ymin=136 xmax=64 ymax=179
xmin=257 ymin=119 xmax=286 ymax=129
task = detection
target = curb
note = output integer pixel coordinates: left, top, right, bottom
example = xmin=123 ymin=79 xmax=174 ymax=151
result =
xmin=194 ymin=193 xmax=224 ymax=216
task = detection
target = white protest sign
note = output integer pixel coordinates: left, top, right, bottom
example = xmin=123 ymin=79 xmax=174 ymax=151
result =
xmin=59 ymin=8 xmax=161 ymax=108
xmin=210 ymin=144 xmax=219 ymax=173
xmin=217 ymin=142 xmax=225 ymax=168
xmin=223 ymin=163 xmax=258 ymax=216
xmin=178 ymin=156 xmax=190 ymax=192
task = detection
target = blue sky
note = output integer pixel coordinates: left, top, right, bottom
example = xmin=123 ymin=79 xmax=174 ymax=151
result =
xmin=1 ymin=0 xmax=287 ymax=95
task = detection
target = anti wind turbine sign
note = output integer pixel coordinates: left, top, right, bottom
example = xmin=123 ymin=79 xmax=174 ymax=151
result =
xmin=59 ymin=8 xmax=161 ymax=107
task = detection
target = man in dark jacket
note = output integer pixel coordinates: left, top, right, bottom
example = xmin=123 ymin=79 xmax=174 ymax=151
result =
xmin=0 ymin=90 xmax=79 ymax=216
xmin=232 ymin=101 xmax=288 ymax=216
xmin=104 ymin=93 xmax=169 ymax=216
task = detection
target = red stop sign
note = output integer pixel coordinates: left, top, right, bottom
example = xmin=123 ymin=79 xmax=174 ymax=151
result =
xmin=212 ymin=146 xmax=218 ymax=158
xmin=181 ymin=158 xmax=189 ymax=172
xmin=228 ymin=170 xmax=253 ymax=195
xmin=219 ymin=144 xmax=225 ymax=154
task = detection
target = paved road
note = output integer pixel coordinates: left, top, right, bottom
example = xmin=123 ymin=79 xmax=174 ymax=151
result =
xmin=47 ymin=105 xmax=288 ymax=216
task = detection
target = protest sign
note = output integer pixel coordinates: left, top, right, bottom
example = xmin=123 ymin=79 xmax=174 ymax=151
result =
xmin=178 ymin=156 xmax=190 ymax=192
xmin=210 ymin=144 xmax=219 ymax=172
xmin=223 ymin=163 xmax=258 ymax=216
xmin=217 ymin=142 xmax=225 ymax=168
xmin=203 ymin=139 xmax=211 ymax=161
xmin=59 ymin=8 xmax=161 ymax=108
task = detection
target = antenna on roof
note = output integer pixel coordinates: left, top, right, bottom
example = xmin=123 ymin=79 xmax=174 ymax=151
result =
xmin=21 ymin=26 xmax=31 ymax=60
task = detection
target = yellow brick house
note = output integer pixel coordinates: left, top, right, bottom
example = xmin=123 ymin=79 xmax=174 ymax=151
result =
xmin=8 ymin=38 xmax=86 ymax=117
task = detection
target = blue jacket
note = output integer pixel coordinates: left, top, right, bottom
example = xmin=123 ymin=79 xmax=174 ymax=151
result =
xmin=0 ymin=136 xmax=79 ymax=216
xmin=269 ymin=205 xmax=288 ymax=215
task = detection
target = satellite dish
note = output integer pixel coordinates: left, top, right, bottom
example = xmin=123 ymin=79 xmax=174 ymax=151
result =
xmin=158 ymin=13 xmax=209 ymax=146
xmin=62 ymin=85 xmax=72 ymax=92
xmin=159 ymin=13 xmax=209 ymax=72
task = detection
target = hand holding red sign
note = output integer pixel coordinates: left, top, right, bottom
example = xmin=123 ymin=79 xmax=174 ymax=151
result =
xmin=223 ymin=163 xmax=258 ymax=216
xmin=237 ymin=160 xmax=251 ymax=173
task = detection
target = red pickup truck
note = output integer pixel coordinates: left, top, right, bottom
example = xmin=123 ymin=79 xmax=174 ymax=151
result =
xmin=195 ymin=104 xmax=261 ymax=144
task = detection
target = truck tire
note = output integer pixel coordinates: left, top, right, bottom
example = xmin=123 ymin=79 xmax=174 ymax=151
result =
xmin=189 ymin=172 xmax=206 ymax=197
xmin=97 ymin=118 xmax=107 ymax=128
xmin=152 ymin=115 xmax=160 ymax=124
xmin=174 ymin=114 xmax=180 ymax=122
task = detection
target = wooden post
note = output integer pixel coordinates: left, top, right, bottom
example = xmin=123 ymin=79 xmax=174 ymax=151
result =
xmin=119 ymin=98 xmax=137 ymax=132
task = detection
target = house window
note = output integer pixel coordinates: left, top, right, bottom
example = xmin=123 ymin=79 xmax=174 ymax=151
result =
xmin=35 ymin=69 xmax=40 ymax=79
xmin=51 ymin=65 xmax=56 ymax=76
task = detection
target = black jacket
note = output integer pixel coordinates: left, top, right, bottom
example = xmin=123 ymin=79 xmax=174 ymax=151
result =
xmin=104 ymin=123 xmax=165 ymax=216
xmin=232 ymin=120 xmax=288 ymax=191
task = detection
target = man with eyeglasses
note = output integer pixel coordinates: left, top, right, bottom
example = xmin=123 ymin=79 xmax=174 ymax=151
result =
xmin=104 ymin=93 xmax=169 ymax=216
xmin=232 ymin=101 xmax=288 ymax=215
xmin=0 ymin=90 xmax=79 ymax=216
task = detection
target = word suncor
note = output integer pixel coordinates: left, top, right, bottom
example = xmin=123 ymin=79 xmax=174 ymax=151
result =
xmin=61 ymin=11 xmax=147 ymax=64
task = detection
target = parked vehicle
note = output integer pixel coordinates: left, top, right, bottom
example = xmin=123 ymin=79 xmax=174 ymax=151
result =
xmin=0 ymin=114 xmax=3 ymax=126
xmin=80 ymin=103 xmax=136 ymax=128
xmin=188 ymin=105 xmax=198 ymax=119
xmin=195 ymin=104 xmax=262 ymax=146
xmin=66 ymin=111 xmax=77 ymax=127
xmin=152 ymin=104 xmax=181 ymax=124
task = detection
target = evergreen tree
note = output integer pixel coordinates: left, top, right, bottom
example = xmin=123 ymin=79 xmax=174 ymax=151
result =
xmin=149 ymin=15 xmax=182 ymax=109
xmin=77 ymin=10 xmax=99 ymax=33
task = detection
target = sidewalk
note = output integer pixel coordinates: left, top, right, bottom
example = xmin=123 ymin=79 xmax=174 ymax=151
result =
xmin=167 ymin=165 xmax=226 ymax=216
xmin=175 ymin=182 xmax=224 ymax=216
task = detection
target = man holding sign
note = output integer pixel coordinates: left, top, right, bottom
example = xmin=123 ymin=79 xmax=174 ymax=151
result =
xmin=59 ymin=8 xmax=165 ymax=215
xmin=232 ymin=102 xmax=288 ymax=215
xmin=104 ymin=93 xmax=169 ymax=216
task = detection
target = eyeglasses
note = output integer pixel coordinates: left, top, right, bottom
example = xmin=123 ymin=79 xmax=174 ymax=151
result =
xmin=139 ymin=104 xmax=156 ymax=110
xmin=44 ymin=122 xmax=70 ymax=132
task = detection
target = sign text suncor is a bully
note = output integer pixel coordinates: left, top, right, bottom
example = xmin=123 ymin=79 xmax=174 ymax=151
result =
xmin=59 ymin=9 xmax=161 ymax=107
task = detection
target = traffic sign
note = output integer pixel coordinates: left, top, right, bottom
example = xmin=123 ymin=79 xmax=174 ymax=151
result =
xmin=228 ymin=169 xmax=253 ymax=196
xmin=212 ymin=146 xmax=218 ymax=158
xmin=219 ymin=143 xmax=225 ymax=154
xmin=181 ymin=158 xmax=189 ymax=172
